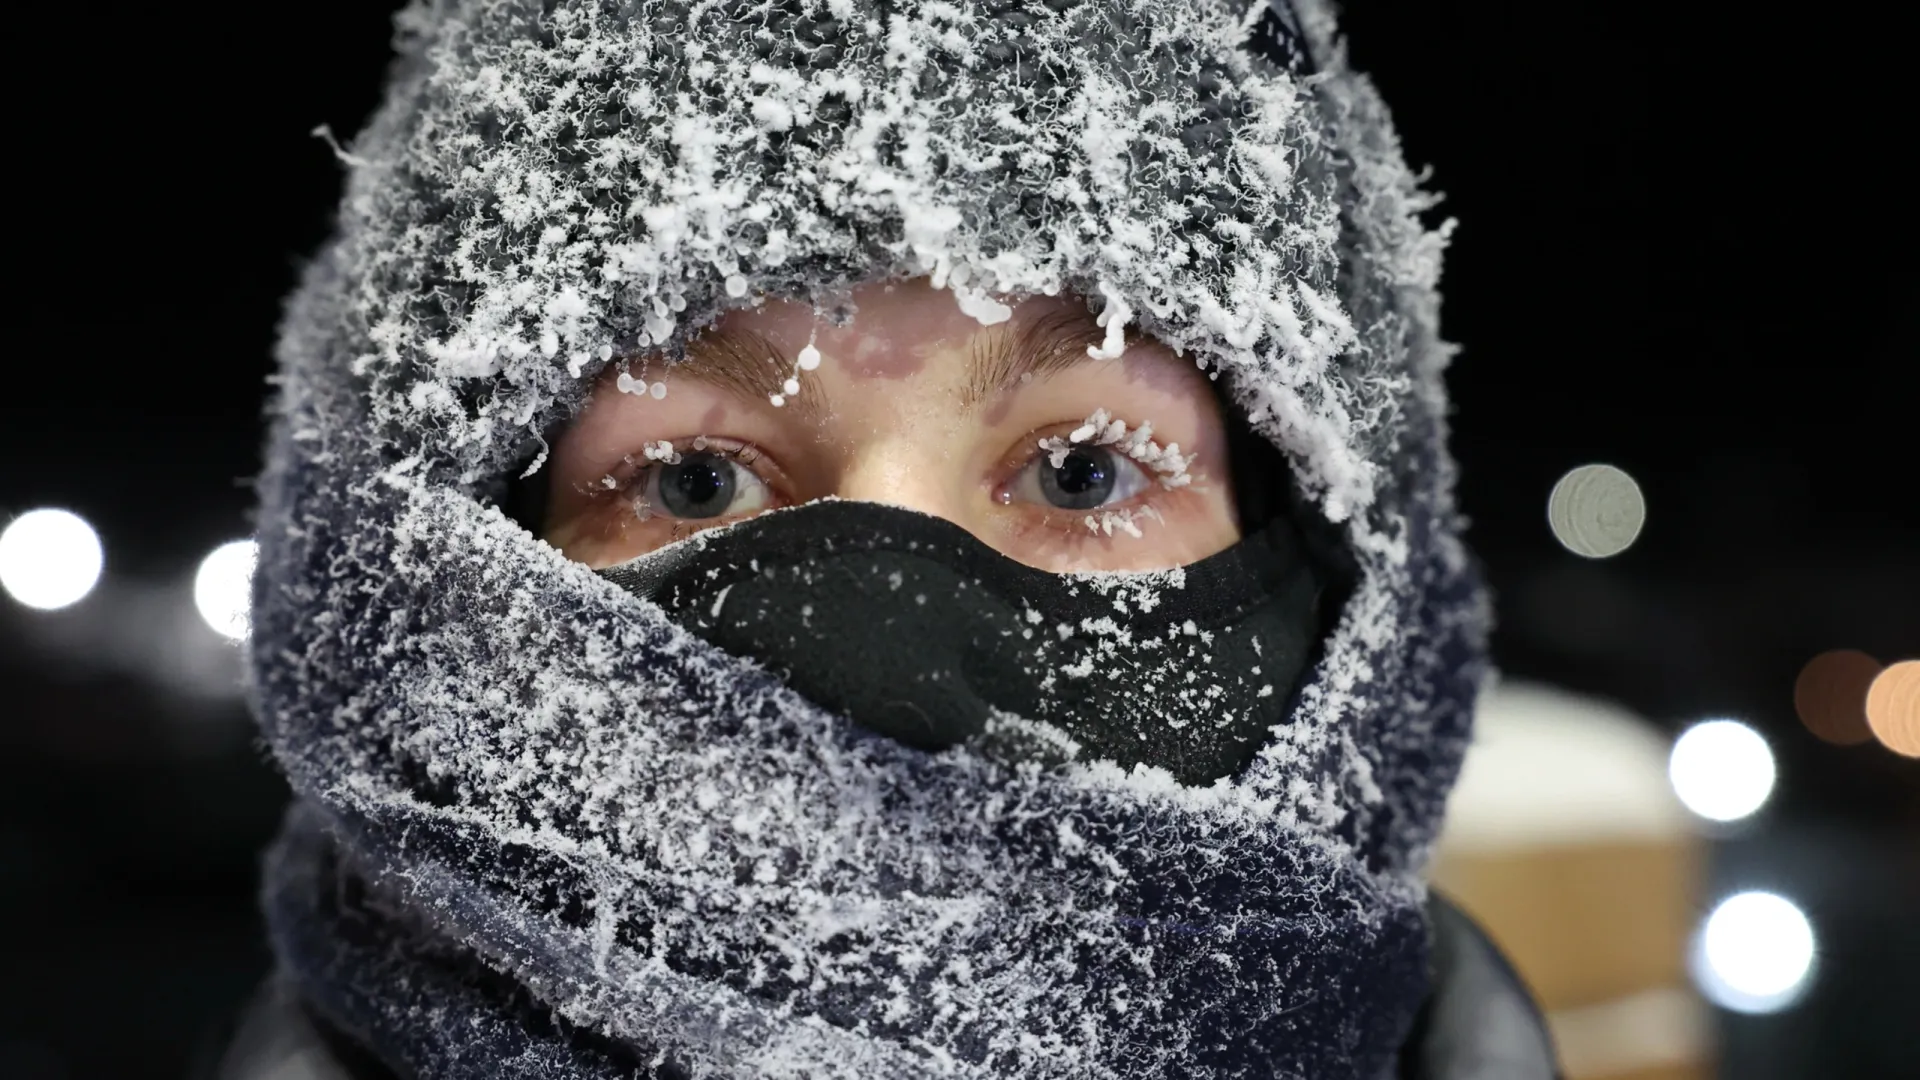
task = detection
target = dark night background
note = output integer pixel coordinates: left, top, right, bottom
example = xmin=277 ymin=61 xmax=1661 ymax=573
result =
xmin=2 ymin=3 xmax=1913 ymax=1077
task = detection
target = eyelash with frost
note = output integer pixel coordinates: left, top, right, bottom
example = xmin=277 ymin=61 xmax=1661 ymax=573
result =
xmin=1084 ymin=504 xmax=1164 ymax=539
xmin=1038 ymin=409 xmax=1195 ymax=489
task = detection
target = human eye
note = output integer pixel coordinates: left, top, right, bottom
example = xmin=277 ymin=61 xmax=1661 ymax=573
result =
xmin=994 ymin=409 xmax=1200 ymax=542
xmin=550 ymin=437 xmax=790 ymax=567
xmin=637 ymin=443 xmax=777 ymax=522
xmin=1006 ymin=442 xmax=1153 ymax=512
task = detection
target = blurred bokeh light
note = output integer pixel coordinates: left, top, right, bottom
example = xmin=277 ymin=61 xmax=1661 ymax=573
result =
xmin=1792 ymin=649 xmax=1881 ymax=745
xmin=1692 ymin=891 xmax=1817 ymax=1014
xmin=1864 ymin=661 xmax=1919 ymax=757
xmin=193 ymin=539 xmax=257 ymax=642
xmin=1669 ymin=719 xmax=1776 ymax=823
xmin=0 ymin=508 xmax=105 ymax=612
xmin=1547 ymin=464 xmax=1646 ymax=559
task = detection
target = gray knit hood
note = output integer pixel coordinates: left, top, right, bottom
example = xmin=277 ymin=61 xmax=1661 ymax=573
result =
xmin=248 ymin=1 xmax=1489 ymax=1077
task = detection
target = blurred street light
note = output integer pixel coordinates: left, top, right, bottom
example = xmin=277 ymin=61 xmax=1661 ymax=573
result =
xmin=0 ymin=508 xmax=104 ymax=611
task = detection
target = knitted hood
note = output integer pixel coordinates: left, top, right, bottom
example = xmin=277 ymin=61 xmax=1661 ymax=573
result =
xmin=249 ymin=1 xmax=1489 ymax=1077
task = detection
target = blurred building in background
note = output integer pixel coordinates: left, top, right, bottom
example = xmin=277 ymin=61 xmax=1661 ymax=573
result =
xmin=1437 ymin=681 xmax=1708 ymax=1080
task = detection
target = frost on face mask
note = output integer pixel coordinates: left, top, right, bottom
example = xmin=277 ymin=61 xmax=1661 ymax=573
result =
xmin=250 ymin=1 xmax=1489 ymax=1078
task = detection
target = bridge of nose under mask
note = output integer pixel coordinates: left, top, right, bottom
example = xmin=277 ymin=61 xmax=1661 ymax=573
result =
xmin=599 ymin=499 xmax=1331 ymax=786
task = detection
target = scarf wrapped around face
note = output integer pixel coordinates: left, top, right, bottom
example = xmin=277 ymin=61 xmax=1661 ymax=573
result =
xmin=248 ymin=1 xmax=1490 ymax=1077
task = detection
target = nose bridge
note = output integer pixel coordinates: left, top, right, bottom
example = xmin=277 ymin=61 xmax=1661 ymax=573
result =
xmin=834 ymin=437 xmax=964 ymax=520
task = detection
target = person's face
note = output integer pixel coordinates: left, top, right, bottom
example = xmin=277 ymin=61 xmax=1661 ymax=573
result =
xmin=544 ymin=279 xmax=1240 ymax=573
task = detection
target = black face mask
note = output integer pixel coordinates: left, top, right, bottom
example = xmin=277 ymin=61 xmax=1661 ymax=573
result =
xmin=599 ymin=498 xmax=1337 ymax=786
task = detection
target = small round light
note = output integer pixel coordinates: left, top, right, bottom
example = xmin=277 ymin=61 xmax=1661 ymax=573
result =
xmin=1668 ymin=719 xmax=1775 ymax=823
xmin=1865 ymin=660 xmax=1920 ymax=758
xmin=0 ymin=508 xmax=105 ymax=611
xmin=1547 ymin=464 xmax=1646 ymax=559
xmin=1793 ymin=649 xmax=1881 ymax=745
xmin=1692 ymin=891 xmax=1816 ymax=1013
xmin=193 ymin=539 xmax=258 ymax=641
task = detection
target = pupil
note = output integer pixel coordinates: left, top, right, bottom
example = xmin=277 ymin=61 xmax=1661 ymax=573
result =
xmin=660 ymin=452 xmax=736 ymax=518
xmin=1039 ymin=447 xmax=1116 ymax=510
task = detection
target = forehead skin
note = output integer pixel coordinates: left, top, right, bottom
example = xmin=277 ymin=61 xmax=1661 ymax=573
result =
xmin=663 ymin=280 xmax=1207 ymax=424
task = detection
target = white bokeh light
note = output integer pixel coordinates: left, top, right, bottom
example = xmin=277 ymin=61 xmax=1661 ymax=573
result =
xmin=194 ymin=539 xmax=258 ymax=641
xmin=1669 ymin=719 xmax=1775 ymax=822
xmin=1692 ymin=891 xmax=1816 ymax=1013
xmin=1547 ymin=463 xmax=1647 ymax=558
xmin=0 ymin=508 xmax=105 ymax=611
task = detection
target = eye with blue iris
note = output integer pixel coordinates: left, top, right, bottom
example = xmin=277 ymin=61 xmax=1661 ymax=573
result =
xmin=1009 ymin=444 xmax=1151 ymax=511
xmin=643 ymin=450 xmax=775 ymax=520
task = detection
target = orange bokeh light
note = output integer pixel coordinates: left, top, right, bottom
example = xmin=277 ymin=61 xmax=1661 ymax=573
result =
xmin=1865 ymin=660 xmax=1920 ymax=758
xmin=1792 ymin=649 xmax=1881 ymax=746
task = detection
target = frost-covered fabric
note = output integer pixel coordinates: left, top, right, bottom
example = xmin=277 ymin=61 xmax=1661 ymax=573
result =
xmin=249 ymin=1 xmax=1489 ymax=1078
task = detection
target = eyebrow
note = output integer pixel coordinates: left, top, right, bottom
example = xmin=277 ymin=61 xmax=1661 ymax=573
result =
xmin=658 ymin=306 xmax=1124 ymax=419
xmin=667 ymin=327 xmax=827 ymax=424
xmin=961 ymin=307 xmax=1124 ymax=411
